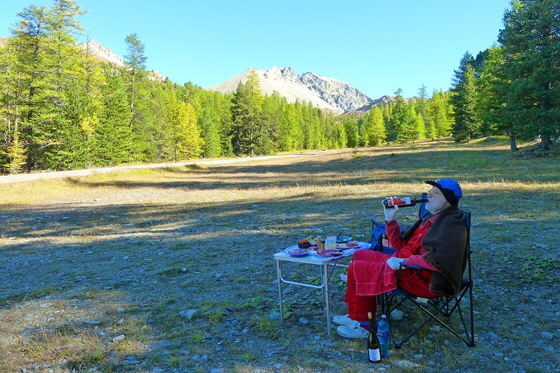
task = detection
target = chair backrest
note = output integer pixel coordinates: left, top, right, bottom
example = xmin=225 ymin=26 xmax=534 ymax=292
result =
xmin=463 ymin=210 xmax=472 ymax=281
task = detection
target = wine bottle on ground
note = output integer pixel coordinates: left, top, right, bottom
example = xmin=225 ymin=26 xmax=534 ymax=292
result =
xmin=383 ymin=196 xmax=429 ymax=208
xmin=367 ymin=312 xmax=381 ymax=363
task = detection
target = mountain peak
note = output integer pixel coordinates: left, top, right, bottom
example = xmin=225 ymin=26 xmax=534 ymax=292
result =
xmin=207 ymin=67 xmax=373 ymax=113
xmin=80 ymin=39 xmax=126 ymax=67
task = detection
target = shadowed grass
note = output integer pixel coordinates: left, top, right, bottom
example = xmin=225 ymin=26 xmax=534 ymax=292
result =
xmin=0 ymin=138 xmax=558 ymax=372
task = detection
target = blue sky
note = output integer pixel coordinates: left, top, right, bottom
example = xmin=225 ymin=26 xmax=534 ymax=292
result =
xmin=0 ymin=0 xmax=512 ymax=99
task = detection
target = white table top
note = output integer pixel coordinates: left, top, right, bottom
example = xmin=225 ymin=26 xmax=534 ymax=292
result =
xmin=274 ymin=242 xmax=371 ymax=265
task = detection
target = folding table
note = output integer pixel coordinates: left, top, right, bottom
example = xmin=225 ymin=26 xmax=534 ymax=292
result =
xmin=274 ymin=242 xmax=370 ymax=335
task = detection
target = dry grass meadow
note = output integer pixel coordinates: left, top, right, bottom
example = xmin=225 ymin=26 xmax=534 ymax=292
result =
xmin=0 ymin=137 xmax=558 ymax=373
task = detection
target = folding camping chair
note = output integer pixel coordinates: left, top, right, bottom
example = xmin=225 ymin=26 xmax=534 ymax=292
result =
xmin=370 ymin=196 xmax=475 ymax=348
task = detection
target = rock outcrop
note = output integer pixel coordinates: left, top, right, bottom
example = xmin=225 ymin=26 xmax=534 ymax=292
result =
xmin=207 ymin=66 xmax=375 ymax=114
xmin=80 ymin=39 xmax=126 ymax=67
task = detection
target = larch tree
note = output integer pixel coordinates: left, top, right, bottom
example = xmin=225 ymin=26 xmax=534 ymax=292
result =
xmin=124 ymin=33 xmax=147 ymax=116
xmin=365 ymin=106 xmax=386 ymax=146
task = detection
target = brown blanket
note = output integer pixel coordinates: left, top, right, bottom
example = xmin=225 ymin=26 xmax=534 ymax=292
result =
xmin=400 ymin=205 xmax=468 ymax=297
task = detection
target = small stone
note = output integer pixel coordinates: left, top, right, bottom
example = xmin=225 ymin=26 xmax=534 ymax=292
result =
xmin=393 ymin=360 xmax=421 ymax=368
xmin=112 ymin=335 xmax=125 ymax=342
xmin=390 ymin=309 xmax=405 ymax=321
xmin=483 ymin=332 xmax=499 ymax=339
xmin=299 ymin=317 xmax=309 ymax=325
xmin=178 ymin=309 xmax=200 ymax=319
xmin=541 ymin=332 xmax=554 ymax=340
xmin=83 ymin=321 xmax=101 ymax=325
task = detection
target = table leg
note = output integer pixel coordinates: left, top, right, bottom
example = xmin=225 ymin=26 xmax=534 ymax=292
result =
xmin=276 ymin=260 xmax=283 ymax=323
xmin=323 ymin=263 xmax=331 ymax=336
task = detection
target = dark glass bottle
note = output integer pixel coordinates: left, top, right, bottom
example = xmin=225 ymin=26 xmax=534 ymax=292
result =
xmin=367 ymin=312 xmax=381 ymax=363
xmin=383 ymin=197 xmax=429 ymax=208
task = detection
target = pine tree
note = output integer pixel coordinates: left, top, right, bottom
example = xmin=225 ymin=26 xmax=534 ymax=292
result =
xmin=411 ymin=106 xmax=426 ymax=140
xmin=343 ymin=117 xmax=360 ymax=148
xmin=3 ymin=5 xmax=51 ymax=171
xmin=124 ymin=33 xmax=147 ymax=106
xmin=451 ymin=52 xmax=480 ymax=142
xmin=125 ymin=33 xmax=148 ymax=154
xmin=1 ymin=2 xmax=88 ymax=170
xmin=427 ymin=90 xmax=453 ymax=139
xmin=416 ymin=84 xmax=431 ymax=136
xmin=498 ymin=0 xmax=560 ymax=151
xmin=95 ymin=69 xmax=133 ymax=166
xmin=199 ymin=97 xmax=222 ymax=158
xmin=387 ymin=89 xmax=415 ymax=143
xmin=231 ymin=68 xmax=263 ymax=155
xmin=474 ymin=46 xmax=520 ymax=151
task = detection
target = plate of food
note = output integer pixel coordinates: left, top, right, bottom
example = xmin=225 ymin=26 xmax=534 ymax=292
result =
xmin=336 ymin=236 xmax=352 ymax=243
xmin=316 ymin=249 xmax=345 ymax=257
xmin=284 ymin=248 xmax=310 ymax=257
xmin=336 ymin=242 xmax=361 ymax=249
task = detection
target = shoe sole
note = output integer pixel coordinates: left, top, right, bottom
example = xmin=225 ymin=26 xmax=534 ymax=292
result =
xmin=332 ymin=317 xmax=358 ymax=327
xmin=336 ymin=326 xmax=368 ymax=339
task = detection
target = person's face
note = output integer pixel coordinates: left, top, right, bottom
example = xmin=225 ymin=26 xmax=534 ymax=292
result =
xmin=426 ymin=187 xmax=450 ymax=214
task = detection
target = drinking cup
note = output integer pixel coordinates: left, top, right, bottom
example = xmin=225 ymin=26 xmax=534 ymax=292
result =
xmin=327 ymin=236 xmax=337 ymax=250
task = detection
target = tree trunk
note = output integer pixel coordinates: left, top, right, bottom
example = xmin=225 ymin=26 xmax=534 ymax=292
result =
xmin=508 ymin=127 xmax=518 ymax=152
xmin=537 ymin=134 xmax=557 ymax=151
xmin=509 ymin=136 xmax=518 ymax=152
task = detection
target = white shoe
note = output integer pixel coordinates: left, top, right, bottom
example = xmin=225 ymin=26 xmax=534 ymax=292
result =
xmin=332 ymin=314 xmax=358 ymax=326
xmin=337 ymin=323 xmax=369 ymax=339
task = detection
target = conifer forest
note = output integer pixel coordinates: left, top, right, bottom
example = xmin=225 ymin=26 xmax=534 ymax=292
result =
xmin=1 ymin=0 xmax=558 ymax=174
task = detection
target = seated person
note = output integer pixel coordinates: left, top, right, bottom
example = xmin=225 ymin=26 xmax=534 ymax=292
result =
xmin=334 ymin=178 xmax=468 ymax=339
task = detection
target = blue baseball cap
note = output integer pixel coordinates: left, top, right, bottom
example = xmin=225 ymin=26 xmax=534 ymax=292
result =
xmin=425 ymin=178 xmax=462 ymax=205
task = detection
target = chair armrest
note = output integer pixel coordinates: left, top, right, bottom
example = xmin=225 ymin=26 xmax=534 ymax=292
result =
xmin=399 ymin=262 xmax=434 ymax=271
xmin=396 ymin=262 xmax=434 ymax=287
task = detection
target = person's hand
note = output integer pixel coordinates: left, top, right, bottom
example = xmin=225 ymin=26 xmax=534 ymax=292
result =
xmin=383 ymin=197 xmax=399 ymax=221
xmin=386 ymin=257 xmax=405 ymax=270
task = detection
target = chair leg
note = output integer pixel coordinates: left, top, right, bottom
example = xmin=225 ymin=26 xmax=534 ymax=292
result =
xmin=390 ymin=294 xmax=475 ymax=348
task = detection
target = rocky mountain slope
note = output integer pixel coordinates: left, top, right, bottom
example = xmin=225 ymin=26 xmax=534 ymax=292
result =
xmin=80 ymin=39 xmax=165 ymax=82
xmin=80 ymin=39 xmax=126 ymax=67
xmin=207 ymin=66 xmax=376 ymax=114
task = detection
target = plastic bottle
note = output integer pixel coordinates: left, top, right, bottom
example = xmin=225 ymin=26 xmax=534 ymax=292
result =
xmin=377 ymin=314 xmax=390 ymax=358
xmin=367 ymin=312 xmax=381 ymax=363
xmin=383 ymin=196 xmax=429 ymax=208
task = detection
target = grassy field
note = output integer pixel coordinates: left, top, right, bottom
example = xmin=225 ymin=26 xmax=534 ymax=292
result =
xmin=0 ymin=137 xmax=558 ymax=372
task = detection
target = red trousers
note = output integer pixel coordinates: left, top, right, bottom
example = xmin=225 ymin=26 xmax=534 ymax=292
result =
xmin=344 ymin=250 xmax=435 ymax=322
